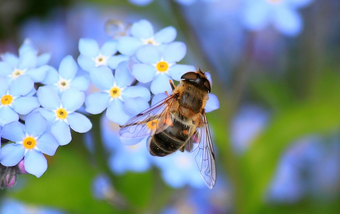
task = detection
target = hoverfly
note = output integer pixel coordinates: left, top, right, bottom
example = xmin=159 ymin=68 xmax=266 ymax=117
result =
xmin=119 ymin=69 xmax=216 ymax=189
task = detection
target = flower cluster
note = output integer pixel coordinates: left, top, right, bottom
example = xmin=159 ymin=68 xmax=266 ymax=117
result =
xmin=0 ymin=19 xmax=220 ymax=190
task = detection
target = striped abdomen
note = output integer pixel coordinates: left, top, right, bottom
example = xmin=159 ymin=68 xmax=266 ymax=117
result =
xmin=148 ymin=114 xmax=191 ymax=157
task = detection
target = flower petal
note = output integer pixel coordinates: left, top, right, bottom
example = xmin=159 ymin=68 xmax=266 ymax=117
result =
xmin=61 ymin=88 xmax=84 ymax=112
xmin=131 ymin=20 xmax=154 ymax=39
xmin=41 ymin=67 xmax=59 ymax=85
xmin=117 ymin=37 xmax=143 ymax=56
xmin=77 ymin=55 xmax=95 ymax=72
xmin=85 ymin=92 xmax=110 ymax=114
xmin=59 ymin=55 xmax=78 ymax=79
xmin=115 ymin=61 xmax=134 ymax=88
xmin=1 ymin=53 xmax=19 ymax=67
xmin=0 ymin=77 xmax=9 ymax=95
xmin=150 ymin=74 xmax=172 ymax=94
xmin=24 ymin=150 xmax=47 ymax=178
xmin=37 ymin=52 xmax=51 ymax=66
xmin=242 ymin=2 xmax=270 ymax=30
xmin=205 ymin=93 xmax=220 ymax=113
xmin=37 ymin=133 xmax=59 ymax=156
xmin=89 ymin=66 xmax=114 ymax=90
xmin=169 ymin=64 xmax=196 ymax=81
xmin=0 ymin=107 xmax=19 ymax=126
xmin=71 ymin=75 xmax=90 ymax=91
xmin=2 ymin=121 xmax=25 ymax=142
xmin=0 ymin=62 xmax=13 ymax=76
xmin=37 ymin=86 xmax=60 ymax=110
xmin=26 ymin=65 xmax=50 ymax=82
xmin=124 ymin=97 xmax=150 ymax=116
xmin=12 ymin=97 xmax=40 ymax=115
xmin=107 ymin=55 xmax=129 ymax=70
xmin=154 ymin=26 xmax=177 ymax=44
xmin=0 ymin=144 xmax=24 ymax=166
xmin=51 ymin=121 xmax=71 ymax=146
xmin=25 ymin=112 xmax=47 ymax=137
xmin=68 ymin=112 xmax=92 ymax=133
xmin=122 ymin=86 xmax=150 ymax=101
xmin=106 ymin=99 xmax=130 ymax=125
xmin=162 ymin=42 xmax=187 ymax=63
xmin=272 ymin=6 xmax=302 ymax=36
xmin=100 ymin=40 xmax=118 ymax=56
xmin=9 ymin=75 xmax=34 ymax=96
xmin=18 ymin=51 xmax=37 ymax=69
xmin=136 ymin=45 xmax=160 ymax=64
xmin=132 ymin=63 xmax=155 ymax=83
xmin=79 ymin=38 xmax=100 ymax=58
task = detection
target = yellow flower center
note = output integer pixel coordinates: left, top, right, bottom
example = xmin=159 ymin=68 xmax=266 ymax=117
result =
xmin=142 ymin=38 xmax=158 ymax=45
xmin=56 ymin=108 xmax=68 ymax=120
xmin=12 ymin=69 xmax=24 ymax=79
xmin=1 ymin=95 xmax=13 ymax=105
xmin=23 ymin=136 xmax=36 ymax=150
xmin=109 ymin=87 xmax=121 ymax=98
xmin=93 ymin=54 xmax=108 ymax=67
xmin=147 ymin=119 xmax=158 ymax=130
xmin=156 ymin=61 xmax=169 ymax=72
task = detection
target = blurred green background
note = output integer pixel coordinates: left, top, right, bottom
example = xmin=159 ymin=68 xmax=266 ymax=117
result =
xmin=0 ymin=0 xmax=340 ymax=213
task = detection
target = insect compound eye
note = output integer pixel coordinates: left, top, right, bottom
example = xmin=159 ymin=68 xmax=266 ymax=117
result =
xmin=204 ymin=80 xmax=211 ymax=92
xmin=181 ymin=72 xmax=198 ymax=81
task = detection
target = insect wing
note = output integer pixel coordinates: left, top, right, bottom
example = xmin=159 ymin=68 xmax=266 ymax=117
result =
xmin=119 ymin=95 xmax=176 ymax=145
xmin=192 ymin=112 xmax=216 ymax=189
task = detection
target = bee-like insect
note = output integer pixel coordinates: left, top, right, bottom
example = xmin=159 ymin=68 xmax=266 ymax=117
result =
xmin=119 ymin=69 xmax=216 ymax=189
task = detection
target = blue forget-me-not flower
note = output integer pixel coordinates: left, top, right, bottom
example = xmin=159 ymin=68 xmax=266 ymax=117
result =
xmin=42 ymin=55 xmax=90 ymax=94
xmin=37 ymin=86 xmax=92 ymax=145
xmin=78 ymin=38 xmax=129 ymax=72
xmin=0 ymin=112 xmax=59 ymax=177
xmin=85 ymin=61 xmax=150 ymax=125
xmin=241 ymin=0 xmax=313 ymax=36
xmin=0 ymin=76 xmax=39 ymax=126
xmin=0 ymin=39 xmax=51 ymax=83
xmin=117 ymin=19 xmax=177 ymax=56
xmin=132 ymin=43 xmax=196 ymax=94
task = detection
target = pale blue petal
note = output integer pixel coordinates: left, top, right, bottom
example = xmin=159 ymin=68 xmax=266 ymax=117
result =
xmin=136 ymin=45 xmax=160 ymax=64
xmin=0 ymin=144 xmax=24 ymax=166
xmin=37 ymin=52 xmax=51 ymax=66
xmin=2 ymin=121 xmax=25 ymax=142
xmin=36 ymin=108 xmax=55 ymax=123
xmin=131 ymin=20 xmax=154 ymax=39
xmin=68 ymin=112 xmax=92 ymax=133
xmin=0 ymin=62 xmax=13 ymax=76
xmin=106 ymin=99 xmax=130 ymax=125
xmin=77 ymin=55 xmax=95 ymax=72
xmin=117 ymin=37 xmax=143 ymax=56
xmin=89 ymin=66 xmax=114 ymax=90
xmin=12 ymin=97 xmax=40 ymax=115
xmin=150 ymin=74 xmax=172 ymax=95
xmin=107 ymin=55 xmax=129 ymax=70
xmin=132 ymin=63 xmax=155 ymax=83
xmin=79 ymin=38 xmax=100 ymax=58
xmin=242 ymin=2 xmax=270 ymax=30
xmin=26 ymin=65 xmax=50 ymax=82
xmin=169 ymin=64 xmax=196 ymax=81
xmin=101 ymin=40 xmax=118 ymax=56
xmin=25 ymin=112 xmax=47 ymax=137
xmin=71 ymin=75 xmax=90 ymax=91
xmin=18 ymin=52 xmax=37 ymax=69
xmin=24 ymin=150 xmax=47 ymax=178
xmin=0 ymin=107 xmax=19 ymax=126
xmin=122 ymin=86 xmax=150 ymax=101
xmin=287 ymin=0 xmax=313 ymax=8
xmin=272 ymin=6 xmax=302 ymax=36
xmin=19 ymin=39 xmax=37 ymax=56
xmin=85 ymin=92 xmax=110 ymax=114
xmin=205 ymin=93 xmax=220 ymax=113
xmin=115 ymin=61 xmax=134 ymax=88
xmin=205 ymin=72 xmax=213 ymax=86
xmin=151 ymin=93 xmax=167 ymax=106
xmin=37 ymin=133 xmax=59 ymax=156
xmin=59 ymin=55 xmax=78 ymax=79
xmin=124 ymin=97 xmax=149 ymax=116
xmin=1 ymin=53 xmax=19 ymax=67
xmin=61 ymin=88 xmax=84 ymax=112
xmin=154 ymin=26 xmax=177 ymax=44
xmin=9 ymin=75 xmax=34 ymax=96
xmin=41 ymin=67 xmax=59 ymax=85
xmin=162 ymin=42 xmax=187 ymax=63
xmin=37 ymin=86 xmax=60 ymax=110
xmin=51 ymin=121 xmax=71 ymax=145
xmin=0 ymin=77 xmax=9 ymax=95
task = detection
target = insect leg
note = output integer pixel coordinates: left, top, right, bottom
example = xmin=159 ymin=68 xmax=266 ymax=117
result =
xmin=169 ymin=80 xmax=176 ymax=91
